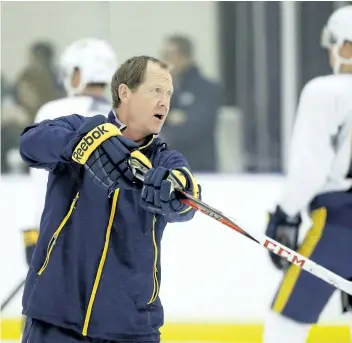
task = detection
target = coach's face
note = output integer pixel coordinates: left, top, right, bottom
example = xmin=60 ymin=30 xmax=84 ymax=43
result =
xmin=129 ymin=61 xmax=173 ymax=136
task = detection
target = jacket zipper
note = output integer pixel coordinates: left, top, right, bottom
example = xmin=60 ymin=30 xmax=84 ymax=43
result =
xmin=82 ymin=190 xmax=120 ymax=336
xmin=37 ymin=192 xmax=80 ymax=275
xmin=147 ymin=215 xmax=159 ymax=304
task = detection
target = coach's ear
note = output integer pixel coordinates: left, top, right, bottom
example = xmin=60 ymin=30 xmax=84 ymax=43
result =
xmin=118 ymin=83 xmax=132 ymax=105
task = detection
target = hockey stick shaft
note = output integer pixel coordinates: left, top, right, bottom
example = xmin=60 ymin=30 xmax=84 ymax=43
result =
xmin=1 ymin=279 xmax=25 ymax=311
xmin=130 ymin=160 xmax=352 ymax=295
xmin=179 ymin=192 xmax=352 ymax=295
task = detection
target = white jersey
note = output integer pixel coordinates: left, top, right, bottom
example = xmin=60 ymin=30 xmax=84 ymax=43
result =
xmin=279 ymin=74 xmax=352 ymax=217
xmin=29 ymin=95 xmax=111 ymax=227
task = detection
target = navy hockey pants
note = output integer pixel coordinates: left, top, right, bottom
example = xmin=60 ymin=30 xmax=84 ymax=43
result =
xmin=270 ymin=207 xmax=352 ymax=323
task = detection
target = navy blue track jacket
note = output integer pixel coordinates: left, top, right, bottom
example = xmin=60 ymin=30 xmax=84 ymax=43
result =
xmin=19 ymin=111 xmax=198 ymax=342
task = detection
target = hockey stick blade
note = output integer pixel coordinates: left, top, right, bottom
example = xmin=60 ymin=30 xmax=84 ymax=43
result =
xmin=130 ymin=160 xmax=352 ymax=295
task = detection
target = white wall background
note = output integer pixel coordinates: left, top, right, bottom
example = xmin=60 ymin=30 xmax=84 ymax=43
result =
xmin=1 ymin=174 xmax=351 ymax=324
xmin=1 ymin=1 xmax=220 ymax=83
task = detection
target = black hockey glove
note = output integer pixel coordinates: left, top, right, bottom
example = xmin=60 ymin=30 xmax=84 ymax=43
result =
xmin=71 ymin=115 xmax=139 ymax=192
xmin=22 ymin=228 xmax=39 ymax=267
xmin=265 ymin=205 xmax=301 ymax=270
xmin=140 ymin=167 xmax=199 ymax=215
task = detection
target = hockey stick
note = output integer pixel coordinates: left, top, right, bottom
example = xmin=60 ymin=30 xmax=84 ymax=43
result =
xmin=130 ymin=158 xmax=352 ymax=296
xmin=1 ymin=278 xmax=25 ymax=311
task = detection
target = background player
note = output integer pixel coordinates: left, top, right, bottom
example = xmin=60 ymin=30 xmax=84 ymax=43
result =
xmin=22 ymin=38 xmax=118 ymax=267
xmin=263 ymin=5 xmax=352 ymax=343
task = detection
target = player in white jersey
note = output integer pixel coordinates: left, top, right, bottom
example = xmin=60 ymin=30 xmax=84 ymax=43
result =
xmin=22 ymin=38 xmax=118 ymax=267
xmin=263 ymin=5 xmax=352 ymax=343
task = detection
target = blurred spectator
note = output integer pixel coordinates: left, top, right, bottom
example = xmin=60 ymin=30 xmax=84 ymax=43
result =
xmin=1 ymin=74 xmax=31 ymax=174
xmin=15 ymin=41 xmax=64 ymax=123
xmin=160 ymin=35 xmax=223 ymax=172
xmin=1 ymin=73 xmax=16 ymax=106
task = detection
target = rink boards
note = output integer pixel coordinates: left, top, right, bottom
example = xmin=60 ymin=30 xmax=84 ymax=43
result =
xmin=1 ymin=174 xmax=351 ymax=342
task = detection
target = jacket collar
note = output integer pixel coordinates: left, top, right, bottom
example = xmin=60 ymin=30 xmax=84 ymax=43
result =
xmin=108 ymin=109 xmax=127 ymax=131
xmin=107 ymin=110 xmax=156 ymax=150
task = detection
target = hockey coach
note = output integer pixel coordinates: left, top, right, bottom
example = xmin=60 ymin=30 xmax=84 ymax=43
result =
xmin=19 ymin=55 xmax=200 ymax=343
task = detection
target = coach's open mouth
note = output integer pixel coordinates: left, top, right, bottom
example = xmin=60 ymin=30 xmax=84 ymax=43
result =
xmin=154 ymin=114 xmax=163 ymax=120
